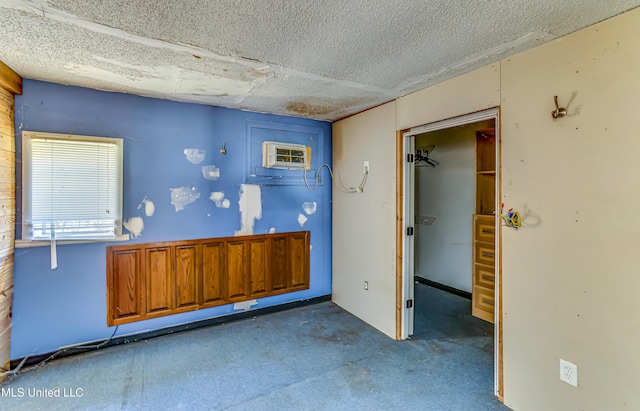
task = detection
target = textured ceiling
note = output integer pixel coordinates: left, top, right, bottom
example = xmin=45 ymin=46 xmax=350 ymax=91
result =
xmin=1 ymin=0 xmax=639 ymax=121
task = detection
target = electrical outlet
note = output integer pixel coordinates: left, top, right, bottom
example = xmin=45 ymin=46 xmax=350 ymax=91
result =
xmin=363 ymin=161 xmax=369 ymax=174
xmin=560 ymin=359 xmax=578 ymax=387
xmin=364 ymin=281 xmax=368 ymax=290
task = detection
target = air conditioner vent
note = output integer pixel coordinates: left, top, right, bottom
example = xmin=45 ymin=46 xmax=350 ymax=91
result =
xmin=262 ymin=141 xmax=311 ymax=170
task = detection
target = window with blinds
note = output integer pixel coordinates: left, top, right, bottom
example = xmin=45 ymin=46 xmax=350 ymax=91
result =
xmin=22 ymin=131 xmax=123 ymax=241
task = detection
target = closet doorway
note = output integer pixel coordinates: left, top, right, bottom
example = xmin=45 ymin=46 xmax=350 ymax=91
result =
xmin=396 ymin=108 xmax=503 ymax=399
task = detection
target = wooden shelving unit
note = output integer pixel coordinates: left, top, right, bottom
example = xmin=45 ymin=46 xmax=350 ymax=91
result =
xmin=472 ymin=128 xmax=496 ymax=323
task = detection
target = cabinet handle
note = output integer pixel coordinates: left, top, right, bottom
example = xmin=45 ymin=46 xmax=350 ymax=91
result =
xmin=481 ymin=251 xmax=494 ymax=258
xmin=482 ymin=298 xmax=495 ymax=306
xmin=481 ymin=275 xmax=494 ymax=282
xmin=481 ymin=228 xmax=495 ymax=235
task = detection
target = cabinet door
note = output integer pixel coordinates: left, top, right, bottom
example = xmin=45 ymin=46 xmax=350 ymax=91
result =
xmin=249 ymin=238 xmax=269 ymax=296
xmin=202 ymin=241 xmax=226 ymax=306
xmin=107 ymin=248 xmax=143 ymax=325
xmin=227 ymin=240 xmax=249 ymax=301
xmin=288 ymin=232 xmax=309 ymax=289
xmin=175 ymin=243 xmax=200 ymax=311
xmin=145 ymin=246 xmax=173 ymax=315
xmin=270 ymin=236 xmax=288 ymax=291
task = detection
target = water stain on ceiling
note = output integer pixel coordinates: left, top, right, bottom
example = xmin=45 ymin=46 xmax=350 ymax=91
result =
xmin=0 ymin=0 xmax=638 ymax=121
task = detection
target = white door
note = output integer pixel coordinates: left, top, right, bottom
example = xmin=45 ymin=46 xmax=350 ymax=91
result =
xmin=401 ymin=134 xmax=416 ymax=339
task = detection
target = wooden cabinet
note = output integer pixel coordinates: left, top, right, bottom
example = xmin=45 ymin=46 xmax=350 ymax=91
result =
xmin=107 ymin=231 xmax=310 ymax=326
xmin=107 ymin=248 xmax=144 ymax=324
xmin=202 ymin=240 xmax=226 ymax=307
xmin=472 ymin=128 xmax=496 ymax=323
xmin=175 ymin=243 xmax=200 ymax=310
xmin=472 ymin=215 xmax=496 ymax=323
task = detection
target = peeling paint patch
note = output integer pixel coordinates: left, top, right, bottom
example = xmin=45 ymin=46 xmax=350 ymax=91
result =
xmin=137 ymin=196 xmax=155 ymax=217
xmin=184 ymin=148 xmax=206 ymax=164
xmin=210 ymin=191 xmax=224 ymax=204
xmin=269 ymin=227 xmax=276 ymax=234
xmin=310 ymin=244 xmax=314 ymax=251
xmin=233 ymin=299 xmax=258 ymax=311
xmin=235 ymin=184 xmax=262 ymax=236
xmin=209 ymin=191 xmax=230 ymax=208
xmin=297 ymin=213 xmax=308 ymax=227
xmin=63 ymin=61 xmax=253 ymax=104
xmin=170 ymin=186 xmax=201 ymax=211
xmin=123 ymin=216 xmax=144 ymax=238
xmin=302 ymin=202 xmax=317 ymax=215
xmin=202 ymin=165 xmax=220 ymax=180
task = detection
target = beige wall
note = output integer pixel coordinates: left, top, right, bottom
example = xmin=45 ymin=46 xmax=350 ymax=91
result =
xmin=332 ymin=101 xmax=397 ymax=338
xmin=332 ymin=7 xmax=640 ymax=410
xmin=500 ymin=8 xmax=640 ymax=411
xmin=396 ymin=63 xmax=500 ymax=131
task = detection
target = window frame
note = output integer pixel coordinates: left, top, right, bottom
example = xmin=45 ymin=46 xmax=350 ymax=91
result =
xmin=19 ymin=131 xmax=127 ymax=246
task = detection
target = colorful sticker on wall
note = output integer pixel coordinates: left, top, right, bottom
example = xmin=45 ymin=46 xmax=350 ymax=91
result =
xmin=123 ymin=216 xmax=144 ymax=238
xmin=137 ymin=196 xmax=155 ymax=217
xmin=201 ymin=165 xmax=220 ymax=180
xmin=235 ymin=184 xmax=262 ymax=236
xmin=183 ymin=148 xmax=206 ymax=164
xmin=170 ymin=186 xmax=201 ymax=211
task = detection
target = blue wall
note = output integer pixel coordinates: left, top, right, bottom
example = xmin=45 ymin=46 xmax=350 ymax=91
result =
xmin=12 ymin=80 xmax=332 ymax=359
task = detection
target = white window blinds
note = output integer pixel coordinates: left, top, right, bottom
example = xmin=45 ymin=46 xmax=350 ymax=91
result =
xmin=22 ymin=132 xmax=123 ymax=241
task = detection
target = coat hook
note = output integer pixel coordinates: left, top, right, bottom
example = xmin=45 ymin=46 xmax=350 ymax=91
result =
xmin=551 ymin=96 xmax=567 ymax=119
xmin=220 ymin=142 xmax=227 ymax=155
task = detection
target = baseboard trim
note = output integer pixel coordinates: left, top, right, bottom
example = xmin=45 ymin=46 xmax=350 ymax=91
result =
xmin=10 ymin=294 xmax=331 ymax=370
xmin=414 ymin=276 xmax=472 ymax=300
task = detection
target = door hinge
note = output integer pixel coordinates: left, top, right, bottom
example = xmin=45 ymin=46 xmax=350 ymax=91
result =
xmin=406 ymin=299 xmax=413 ymax=309
xmin=406 ymin=226 xmax=414 ymax=236
xmin=407 ymin=153 xmax=414 ymax=163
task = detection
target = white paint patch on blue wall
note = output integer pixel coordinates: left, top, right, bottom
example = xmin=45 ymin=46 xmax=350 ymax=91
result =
xmin=297 ymin=213 xmax=308 ymax=227
xmin=269 ymin=227 xmax=276 ymax=234
xmin=202 ymin=165 xmax=220 ymax=180
xmin=302 ymin=202 xmax=317 ymax=215
xmin=235 ymin=184 xmax=262 ymax=236
xmin=170 ymin=186 xmax=201 ymax=211
xmin=123 ymin=216 xmax=144 ymax=237
xmin=233 ymin=299 xmax=258 ymax=311
xmin=137 ymin=196 xmax=155 ymax=217
xmin=210 ymin=191 xmax=231 ymax=208
xmin=184 ymin=148 xmax=206 ymax=164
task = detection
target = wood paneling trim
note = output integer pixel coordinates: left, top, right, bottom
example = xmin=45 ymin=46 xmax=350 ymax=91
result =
xmin=0 ymin=61 xmax=21 ymax=95
xmin=106 ymin=231 xmax=310 ymax=326
xmin=0 ymin=60 xmax=17 ymax=380
xmin=395 ymin=130 xmax=405 ymax=340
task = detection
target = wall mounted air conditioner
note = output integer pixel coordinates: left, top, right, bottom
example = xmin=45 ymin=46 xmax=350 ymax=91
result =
xmin=262 ymin=141 xmax=311 ymax=170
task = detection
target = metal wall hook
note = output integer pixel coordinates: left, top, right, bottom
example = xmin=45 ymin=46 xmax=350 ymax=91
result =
xmin=551 ymin=96 xmax=567 ymax=119
xmin=220 ymin=141 xmax=227 ymax=155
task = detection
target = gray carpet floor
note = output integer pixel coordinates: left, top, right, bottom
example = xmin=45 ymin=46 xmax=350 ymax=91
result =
xmin=1 ymin=282 xmax=510 ymax=410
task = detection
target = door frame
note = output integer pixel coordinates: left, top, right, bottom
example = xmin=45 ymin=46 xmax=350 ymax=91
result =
xmin=395 ymin=107 xmax=503 ymax=399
